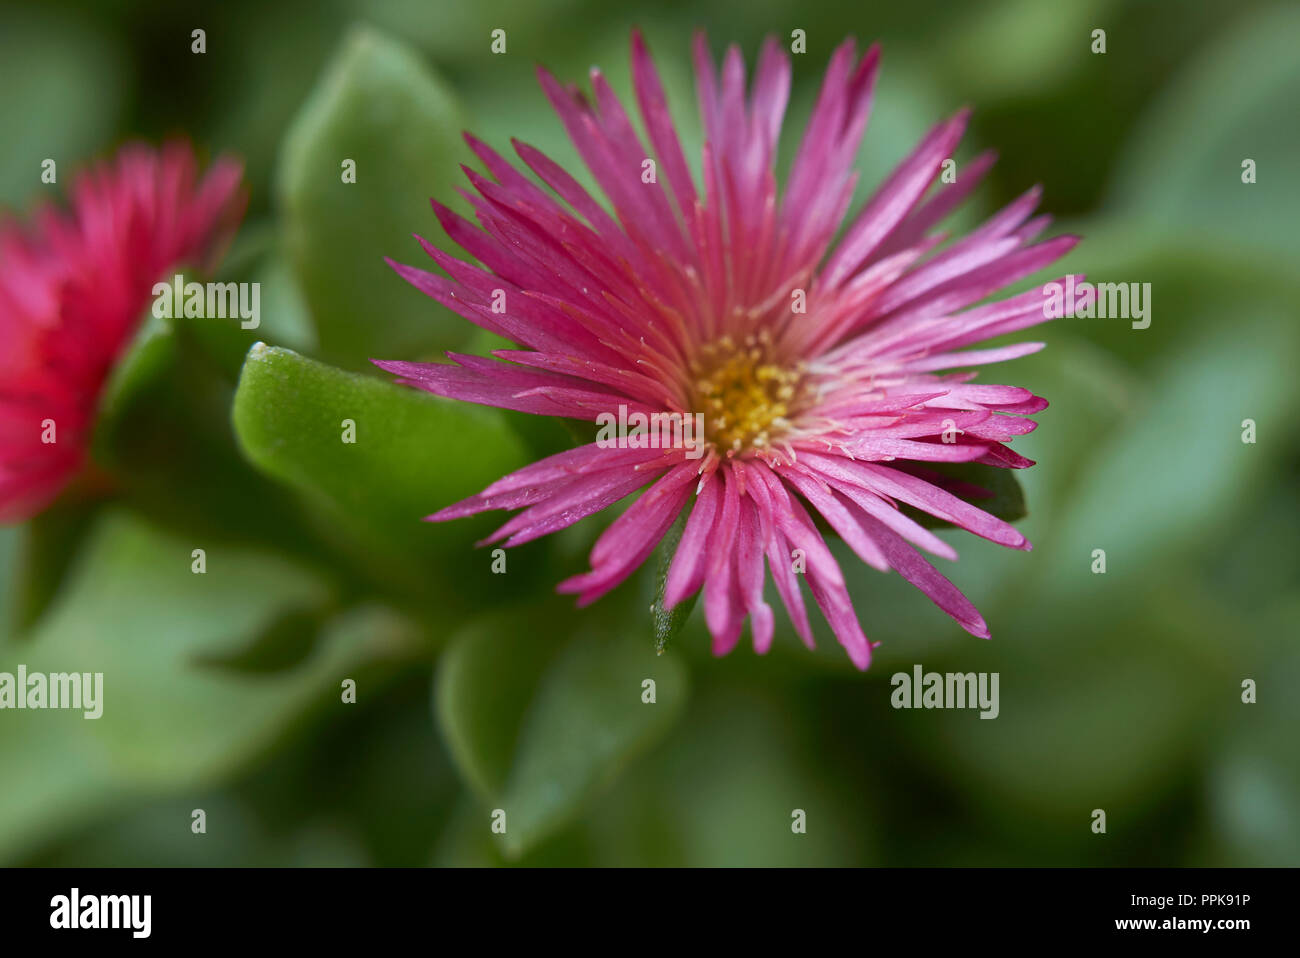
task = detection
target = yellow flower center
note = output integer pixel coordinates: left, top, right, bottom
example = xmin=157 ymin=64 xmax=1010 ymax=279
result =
xmin=689 ymin=333 xmax=807 ymax=453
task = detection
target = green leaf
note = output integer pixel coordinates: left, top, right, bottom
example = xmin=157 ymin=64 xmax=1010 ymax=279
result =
xmin=93 ymin=313 xmax=177 ymax=454
xmin=1041 ymin=307 xmax=1300 ymax=599
xmin=435 ymin=611 xmax=689 ymax=857
xmin=231 ymin=342 xmax=527 ymax=537
xmin=0 ymin=511 xmax=396 ymax=863
xmin=243 ymin=254 xmax=318 ymax=356
xmin=434 ymin=613 xmax=564 ymax=799
xmin=8 ymin=500 xmax=100 ymax=636
xmin=231 ymin=344 xmax=531 ymax=606
xmin=937 ymin=0 xmax=1105 ymax=101
xmin=1201 ymin=596 xmax=1300 ymax=866
xmin=1109 ymin=4 xmax=1300 ymax=262
xmin=84 ymin=311 xmax=322 ymax=562
xmin=276 ymin=25 xmax=474 ymax=367
xmin=0 ymin=8 xmax=124 ymax=208
xmin=0 ymin=525 xmax=18 ymax=637
xmin=904 ymin=309 xmax=1300 ymax=821
xmin=918 ymin=581 xmax=1238 ymax=823
xmin=584 ymin=688 xmax=874 ymax=866
xmin=501 ymin=634 xmax=688 ymax=856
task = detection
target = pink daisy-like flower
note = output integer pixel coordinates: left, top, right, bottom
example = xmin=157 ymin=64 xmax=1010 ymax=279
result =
xmin=376 ymin=32 xmax=1079 ymax=669
xmin=0 ymin=142 xmax=245 ymax=523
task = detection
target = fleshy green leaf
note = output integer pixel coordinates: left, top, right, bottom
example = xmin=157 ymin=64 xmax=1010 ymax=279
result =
xmin=231 ymin=342 xmax=527 ymax=538
xmin=85 ymin=311 xmax=320 ymax=560
xmin=436 ymin=611 xmax=689 ymax=857
xmin=584 ymin=688 xmax=875 ymax=866
xmin=231 ymin=344 xmax=532 ymax=606
xmin=0 ymin=511 xmax=398 ymax=862
xmin=276 ymin=25 xmax=474 ymax=367
xmin=0 ymin=525 xmax=18 ymax=637
xmin=93 ymin=313 xmax=177 ymax=453
xmin=500 ymin=634 xmax=688 ymax=856
xmin=8 ymin=501 xmax=99 ymax=636
xmin=18 ymin=299 xmax=318 ymax=634
xmin=434 ymin=613 xmax=564 ymax=799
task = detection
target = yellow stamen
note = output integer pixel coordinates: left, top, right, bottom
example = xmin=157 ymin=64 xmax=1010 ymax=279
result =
xmin=689 ymin=334 xmax=809 ymax=453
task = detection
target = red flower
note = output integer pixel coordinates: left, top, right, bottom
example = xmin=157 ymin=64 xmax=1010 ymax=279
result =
xmin=0 ymin=142 xmax=245 ymax=522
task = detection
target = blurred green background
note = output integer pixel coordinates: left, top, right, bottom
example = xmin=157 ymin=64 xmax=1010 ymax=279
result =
xmin=1 ymin=0 xmax=1297 ymax=866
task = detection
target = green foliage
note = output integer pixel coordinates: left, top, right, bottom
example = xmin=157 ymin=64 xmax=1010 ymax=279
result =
xmin=1110 ymin=4 xmax=1300 ymax=261
xmin=436 ymin=612 xmax=688 ymax=857
xmin=0 ymin=511 xmax=401 ymax=861
xmin=231 ymin=343 xmax=534 ymax=609
xmin=277 ymin=26 xmax=475 ymax=367
xmin=0 ymin=9 xmax=124 ymax=209
xmin=94 ymin=314 xmax=178 ymax=443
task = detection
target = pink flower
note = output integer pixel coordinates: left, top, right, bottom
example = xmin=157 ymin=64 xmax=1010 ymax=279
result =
xmin=0 ymin=142 xmax=245 ymax=523
xmin=376 ymin=32 xmax=1078 ymax=669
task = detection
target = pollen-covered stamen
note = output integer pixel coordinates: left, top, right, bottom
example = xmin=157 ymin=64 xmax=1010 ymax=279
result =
xmin=689 ymin=331 xmax=811 ymax=453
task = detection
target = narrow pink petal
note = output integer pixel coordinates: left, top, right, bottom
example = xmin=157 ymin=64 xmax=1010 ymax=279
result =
xmin=744 ymin=463 xmax=814 ymax=647
xmin=631 ymin=29 xmax=698 ymax=218
xmin=964 ymin=414 xmax=1038 ymax=441
xmin=703 ymin=468 xmax=743 ymax=641
xmin=852 ymin=507 xmax=989 ymax=638
xmin=512 ymin=139 xmax=634 ymax=259
xmin=898 ymin=341 xmax=1045 ymax=374
xmin=797 ymin=451 xmax=1029 ymax=550
xmin=749 ymin=466 xmax=845 ymax=589
xmin=663 ymin=467 xmax=722 ymax=609
xmin=872 ymin=149 xmax=998 ymax=260
xmin=749 ymin=37 xmax=791 ymax=168
xmin=794 ymin=464 xmax=960 ymax=561
xmin=735 ymin=497 xmax=775 ymax=654
xmin=784 ymin=39 xmax=872 ymax=218
xmin=821 ymin=108 xmax=970 ymax=290
xmin=372 ymin=355 xmax=657 ymax=420
xmin=752 ymin=465 xmax=871 ymax=667
xmin=831 ymin=437 xmax=990 ymax=463
xmin=487 ymin=468 xmax=663 ymax=547
xmin=557 ymin=462 xmax=698 ymax=604
xmin=833 ymin=234 xmax=1079 ymax=356
xmin=482 ymin=442 xmax=680 ymax=497
xmin=779 ymin=467 xmax=889 ymax=571
xmin=463 ymin=132 xmax=564 ymax=216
